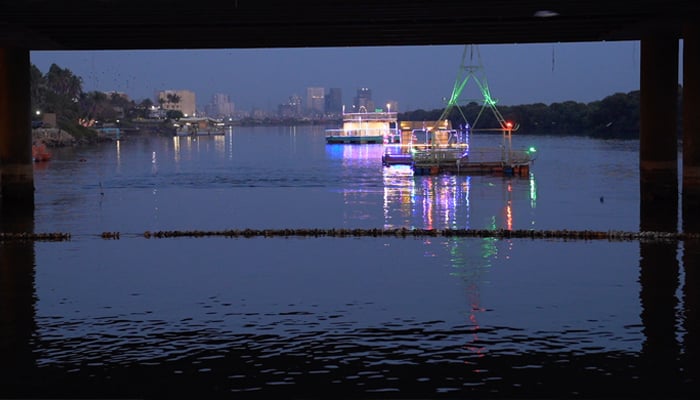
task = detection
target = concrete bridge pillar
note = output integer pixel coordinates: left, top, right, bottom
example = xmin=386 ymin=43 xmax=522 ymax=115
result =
xmin=683 ymin=23 xmax=700 ymax=233
xmin=639 ymin=36 xmax=679 ymax=232
xmin=0 ymin=47 xmax=34 ymax=212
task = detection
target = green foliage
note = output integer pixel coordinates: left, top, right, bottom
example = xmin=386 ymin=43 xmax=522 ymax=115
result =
xmin=166 ymin=110 xmax=184 ymax=119
xmin=398 ymin=89 xmax=680 ymax=139
xmin=31 ymin=63 xmax=142 ymax=138
xmin=57 ymin=119 xmax=98 ymax=142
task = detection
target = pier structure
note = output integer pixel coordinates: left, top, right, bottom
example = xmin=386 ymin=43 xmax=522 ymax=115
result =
xmin=385 ymin=46 xmax=536 ymax=176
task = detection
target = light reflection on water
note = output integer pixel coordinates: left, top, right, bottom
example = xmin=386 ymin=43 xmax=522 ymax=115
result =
xmin=3 ymin=126 xmax=696 ymax=398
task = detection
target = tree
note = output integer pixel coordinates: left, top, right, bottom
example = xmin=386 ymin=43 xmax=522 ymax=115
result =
xmin=166 ymin=92 xmax=181 ymax=105
xmin=29 ymin=64 xmax=48 ymax=116
xmin=166 ymin=109 xmax=184 ymax=119
xmin=588 ymin=91 xmax=640 ymax=138
xmin=46 ymin=63 xmax=82 ymax=100
xmin=78 ymin=91 xmax=116 ymax=125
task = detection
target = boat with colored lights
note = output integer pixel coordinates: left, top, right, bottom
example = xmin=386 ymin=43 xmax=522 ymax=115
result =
xmin=325 ymin=106 xmax=400 ymax=144
xmin=383 ymin=45 xmax=536 ymax=176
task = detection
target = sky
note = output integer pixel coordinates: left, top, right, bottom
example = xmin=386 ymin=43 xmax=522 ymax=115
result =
xmin=29 ymin=41 xmax=684 ymax=113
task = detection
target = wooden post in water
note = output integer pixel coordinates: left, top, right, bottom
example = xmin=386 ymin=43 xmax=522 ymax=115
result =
xmin=0 ymin=47 xmax=34 ymax=212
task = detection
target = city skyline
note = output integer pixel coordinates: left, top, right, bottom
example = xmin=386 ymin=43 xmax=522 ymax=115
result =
xmin=30 ymin=41 xmax=685 ymax=113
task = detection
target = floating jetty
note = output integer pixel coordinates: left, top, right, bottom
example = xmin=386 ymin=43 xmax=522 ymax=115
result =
xmin=383 ymin=45 xmax=536 ymax=176
xmin=381 ymin=129 xmax=536 ymax=176
xmin=411 ymin=144 xmax=534 ymax=176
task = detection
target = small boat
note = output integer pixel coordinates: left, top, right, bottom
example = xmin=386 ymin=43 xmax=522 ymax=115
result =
xmin=32 ymin=142 xmax=52 ymax=162
xmin=325 ymin=106 xmax=400 ymax=144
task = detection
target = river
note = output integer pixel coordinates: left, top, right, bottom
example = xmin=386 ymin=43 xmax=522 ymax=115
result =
xmin=1 ymin=125 xmax=697 ymax=399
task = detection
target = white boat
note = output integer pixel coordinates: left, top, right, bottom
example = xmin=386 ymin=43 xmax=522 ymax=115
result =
xmin=325 ymin=107 xmax=399 ymax=144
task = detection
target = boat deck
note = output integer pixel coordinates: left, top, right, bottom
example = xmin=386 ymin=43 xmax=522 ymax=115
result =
xmin=383 ymin=145 xmax=534 ymax=176
xmin=326 ymin=135 xmax=384 ymax=144
xmin=412 ymin=160 xmax=531 ymax=176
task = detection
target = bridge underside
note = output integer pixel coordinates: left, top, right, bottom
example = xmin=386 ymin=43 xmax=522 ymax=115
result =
xmin=0 ymin=1 xmax=695 ymax=50
xmin=1 ymin=0 xmax=699 ymax=231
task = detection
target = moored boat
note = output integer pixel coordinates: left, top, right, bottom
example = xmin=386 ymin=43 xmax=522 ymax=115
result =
xmin=383 ymin=45 xmax=537 ymax=176
xmin=32 ymin=142 xmax=52 ymax=162
xmin=175 ymin=117 xmax=227 ymax=136
xmin=325 ymin=106 xmax=399 ymax=144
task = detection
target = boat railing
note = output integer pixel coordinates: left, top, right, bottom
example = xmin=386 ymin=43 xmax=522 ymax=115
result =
xmin=342 ymin=112 xmax=397 ymax=122
xmin=461 ymin=147 xmax=534 ymax=164
xmin=508 ymin=148 xmax=535 ymax=163
xmin=325 ymin=128 xmax=400 ymax=138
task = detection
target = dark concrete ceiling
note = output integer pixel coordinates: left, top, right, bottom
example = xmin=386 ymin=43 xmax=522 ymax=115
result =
xmin=1 ymin=0 xmax=697 ymax=51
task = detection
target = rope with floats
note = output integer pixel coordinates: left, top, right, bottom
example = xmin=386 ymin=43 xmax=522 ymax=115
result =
xmin=2 ymin=228 xmax=699 ymax=242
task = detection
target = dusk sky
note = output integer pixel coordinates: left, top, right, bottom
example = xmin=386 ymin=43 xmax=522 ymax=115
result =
xmin=29 ymin=41 xmax=684 ymax=113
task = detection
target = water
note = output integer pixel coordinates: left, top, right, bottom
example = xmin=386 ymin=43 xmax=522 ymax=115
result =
xmin=2 ymin=126 xmax=697 ymax=398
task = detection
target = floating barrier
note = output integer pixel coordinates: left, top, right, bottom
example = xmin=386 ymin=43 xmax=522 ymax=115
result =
xmin=0 ymin=232 xmax=71 ymax=242
xmin=139 ymin=228 xmax=700 ymax=241
xmin=3 ymin=229 xmax=699 ymax=242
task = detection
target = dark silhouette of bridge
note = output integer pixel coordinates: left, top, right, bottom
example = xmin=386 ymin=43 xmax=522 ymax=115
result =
xmin=1 ymin=3 xmax=700 ymax=398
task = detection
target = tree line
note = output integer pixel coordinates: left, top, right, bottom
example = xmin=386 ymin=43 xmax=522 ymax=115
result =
xmin=30 ymin=63 xmax=168 ymax=140
xmin=398 ymin=87 xmax=683 ymax=139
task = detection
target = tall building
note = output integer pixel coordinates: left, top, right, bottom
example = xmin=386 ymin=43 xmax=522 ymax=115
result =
xmin=325 ymin=88 xmax=342 ymax=115
xmin=306 ymin=87 xmax=325 ymax=115
xmin=353 ymin=87 xmax=374 ymax=112
xmin=204 ymin=93 xmax=235 ymax=118
xmin=278 ymin=94 xmax=303 ymax=118
xmin=156 ymin=89 xmax=196 ymax=117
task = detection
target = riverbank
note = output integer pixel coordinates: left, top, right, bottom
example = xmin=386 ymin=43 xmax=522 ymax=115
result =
xmin=32 ymin=127 xmax=119 ymax=147
xmin=32 ymin=128 xmax=77 ymax=147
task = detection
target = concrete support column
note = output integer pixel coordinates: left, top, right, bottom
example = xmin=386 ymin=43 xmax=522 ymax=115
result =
xmin=683 ymin=23 xmax=700 ymax=233
xmin=0 ymin=47 xmax=34 ymax=211
xmin=640 ymin=36 xmax=679 ymax=232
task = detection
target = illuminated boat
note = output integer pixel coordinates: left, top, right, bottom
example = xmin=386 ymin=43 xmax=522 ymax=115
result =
xmin=385 ymin=45 xmax=536 ymax=176
xmin=406 ymin=124 xmax=471 ymax=174
xmin=381 ymin=119 xmax=466 ymax=166
xmin=325 ymin=106 xmax=400 ymax=144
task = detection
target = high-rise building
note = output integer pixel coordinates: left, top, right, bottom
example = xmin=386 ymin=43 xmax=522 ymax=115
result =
xmin=353 ymin=87 xmax=374 ymax=112
xmin=325 ymin=88 xmax=342 ymax=115
xmin=156 ymin=89 xmax=196 ymax=117
xmin=205 ymin=93 xmax=235 ymax=118
xmin=278 ymin=94 xmax=303 ymax=117
xmin=306 ymin=87 xmax=325 ymax=115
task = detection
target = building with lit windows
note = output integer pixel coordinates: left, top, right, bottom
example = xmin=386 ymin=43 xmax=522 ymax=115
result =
xmin=353 ymin=87 xmax=374 ymax=112
xmin=204 ymin=93 xmax=235 ymax=118
xmin=279 ymin=94 xmax=303 ymax=118
xmin=306 ymin=87 xmax=325 ymax=115
xmin=325 ymin=88 xmax=342 ymax=116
